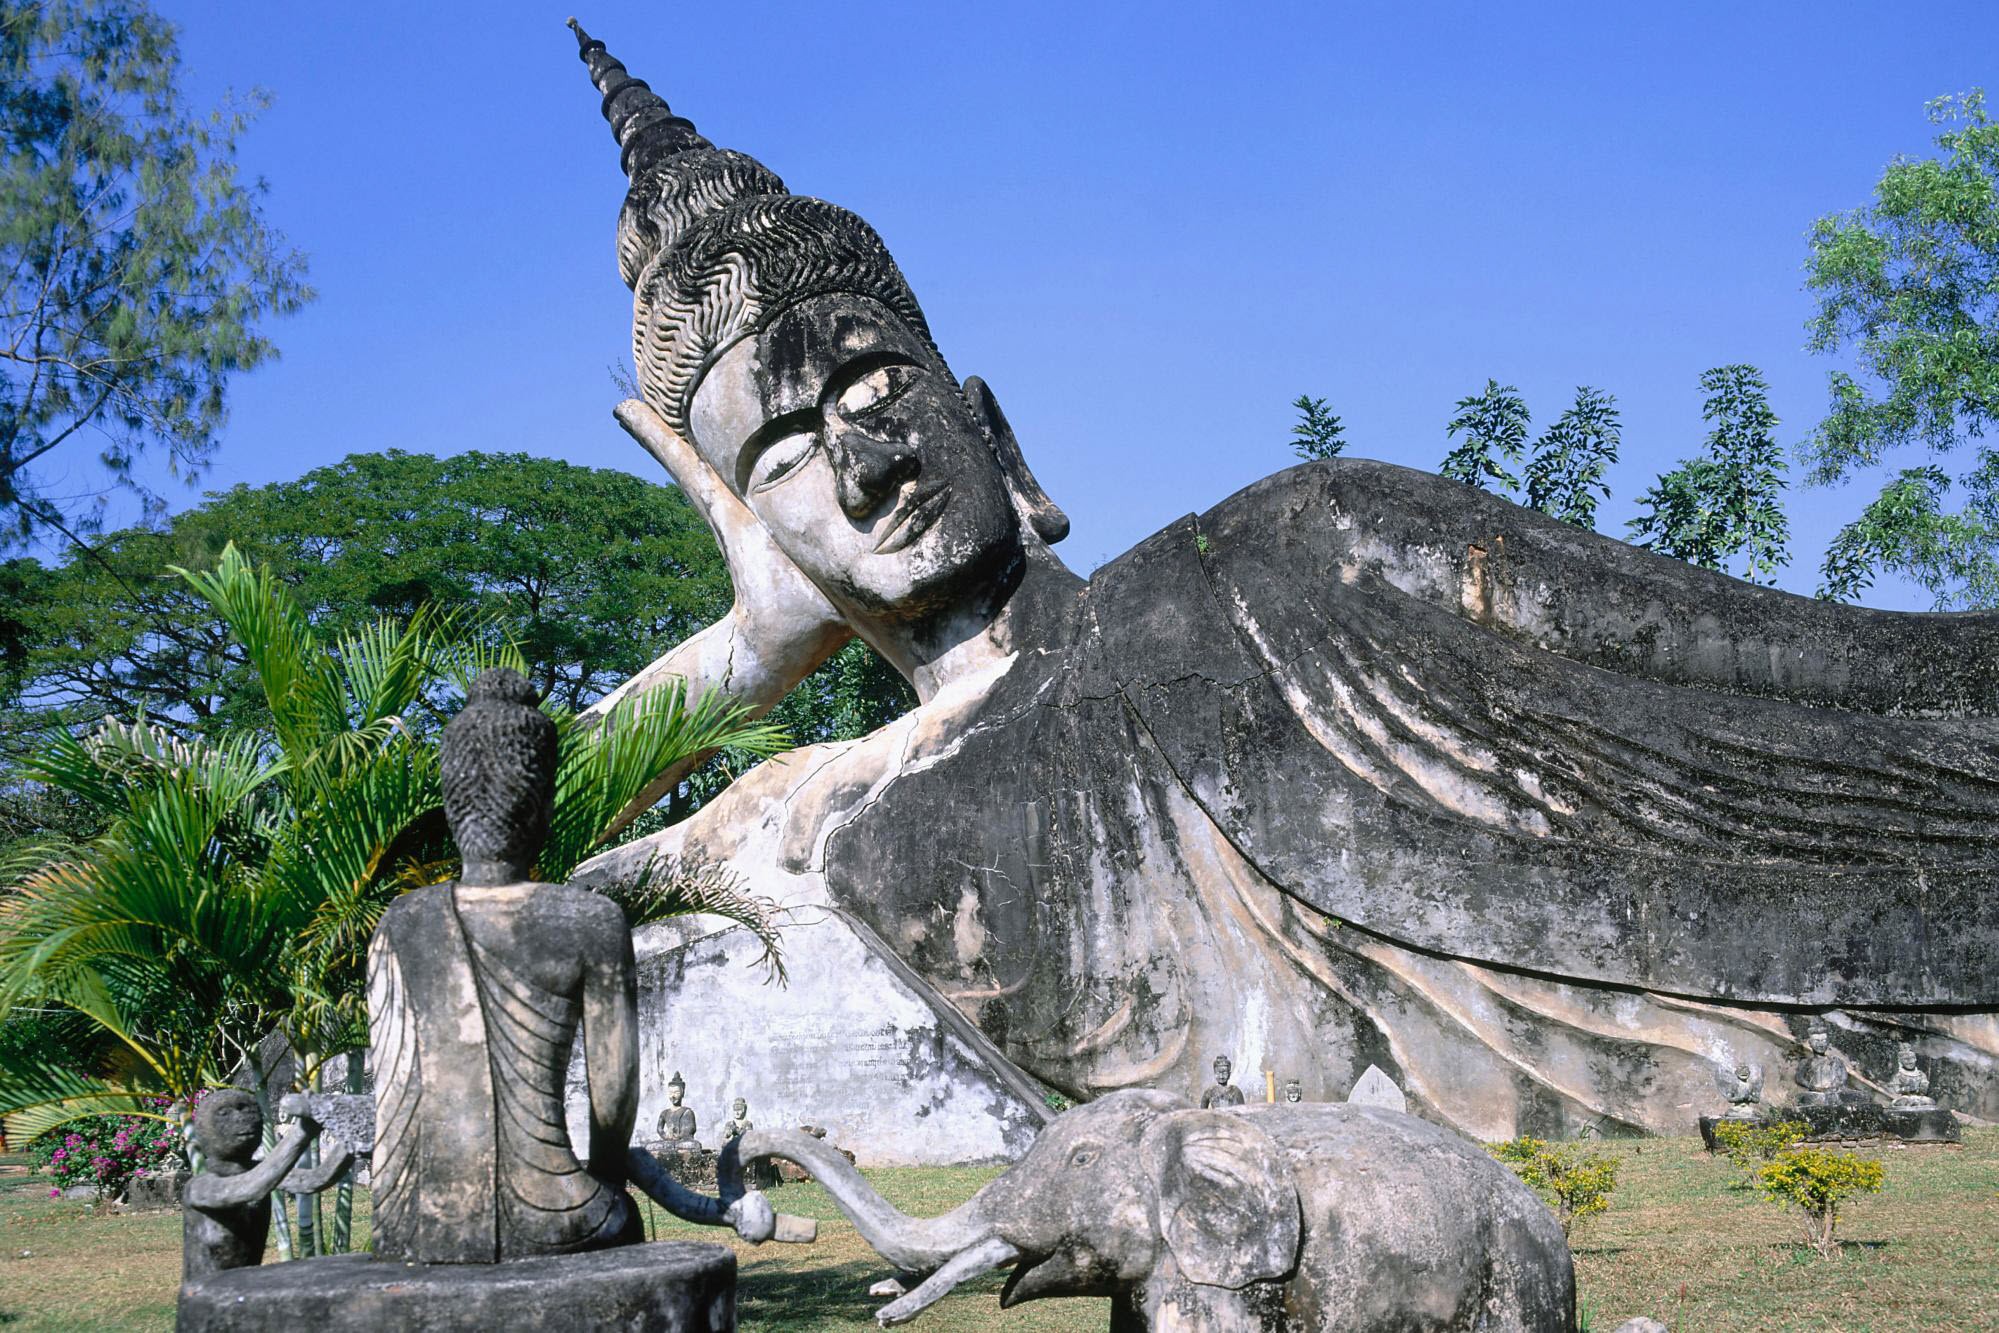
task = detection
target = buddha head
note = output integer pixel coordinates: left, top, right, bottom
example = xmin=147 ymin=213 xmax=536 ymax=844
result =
xmin=1282 ymin=1079 xmax=1303 ymax=1104
xmin=570 ymin=21 xmax=1067 ymax=628
xmin=441 ymin=669 xmax=557 ymax=885
xmin=1897 ymin=1043 xmax=1918 ymax=1070
xmin=1807 ymin=1027 xmax=1829 ymax=1056
xmin=731 ymin=1097 xmax=748 ymax=1121
xmin=667 ymin=1071 xmax=686 ymax=1106
xmin=194 ymin=1089 xmax=264 ymax=1167
xmin=1212 ymin=1055 xmax=1233 ymax=1087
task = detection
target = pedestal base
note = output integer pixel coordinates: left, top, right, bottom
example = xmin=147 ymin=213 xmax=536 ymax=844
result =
xmin=1698 ymin=1103 xmax=1961 ymax=1151
xmin=177 ymin=1241 xmax=736 ymax=1332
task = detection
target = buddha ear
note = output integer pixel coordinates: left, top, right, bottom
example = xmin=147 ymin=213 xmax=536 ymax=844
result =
xmin=963 ymin=375 xmax=1069 ymax=545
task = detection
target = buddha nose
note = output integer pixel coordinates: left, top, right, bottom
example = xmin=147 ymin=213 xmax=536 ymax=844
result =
xmin=828 ymin=422 xmax=919 ymax=520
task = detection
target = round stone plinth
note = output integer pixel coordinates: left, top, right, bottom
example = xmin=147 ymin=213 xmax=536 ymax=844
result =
xmin=177 ymin=1241 xmax=735 ymax=1332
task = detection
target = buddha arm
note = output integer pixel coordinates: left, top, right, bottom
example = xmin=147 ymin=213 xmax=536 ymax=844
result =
xmin=583 ymin=399 xmax=854 ymax=836
xmin=581 ymin=915 xmax=641 ymax=1180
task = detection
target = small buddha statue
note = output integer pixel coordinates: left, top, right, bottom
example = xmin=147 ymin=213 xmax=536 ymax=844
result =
xmin=1887 ymin=1043 xmax=1936 ymax=1109
xmin=656 ymin=1071 xmax=699 ymax=1147
xmin=1794 ymin=1026 xmax=1865 ymax=1107
xmin=182 ymin=1091 xmax=353 ymax=1280
xmin=1282 ymin=1079 xmax=1304 ymax=1104
xmin=718 ymin=1097 xmax=753 ymax=1141
xmin=1199 ymin=1055 xmax=1246 ymax=1110
xmin=1718 ymin=1061 xmax=1764 ymax=1119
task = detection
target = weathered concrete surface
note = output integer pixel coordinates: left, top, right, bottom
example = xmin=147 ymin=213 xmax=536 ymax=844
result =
xmin=742 ymin=1093 xmax=1575 ymax=1332
xmin=563 ymin=913 xmax=1049 ymax=1167
xmin=176 ymin=1242 xmax=735 ymax=1332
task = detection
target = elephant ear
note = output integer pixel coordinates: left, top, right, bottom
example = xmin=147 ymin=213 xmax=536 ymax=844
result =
xmin=1139 ymin=1109 xmax=1302 ymax=1290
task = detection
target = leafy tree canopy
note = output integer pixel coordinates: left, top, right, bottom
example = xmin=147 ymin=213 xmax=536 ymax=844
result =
xmin=0 ymin=1 xmax=310 ymax=550
xmin=1441 ymin=379 xmax=1530 ymax=495
xmin=1806 ymin=90 xmax=1999 ymax=607
xmin=1628 ymin=365 xmax=1790 ymax=583
xmin=1525 ymin=386 xmax=1621 ymax=529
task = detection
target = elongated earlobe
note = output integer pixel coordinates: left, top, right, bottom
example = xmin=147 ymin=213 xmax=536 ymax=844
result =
xmin=963 ymin=375 xmax=1069 ymax=545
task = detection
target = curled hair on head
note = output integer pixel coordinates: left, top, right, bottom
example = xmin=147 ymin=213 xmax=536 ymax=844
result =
xmin=633 ymin=194 xmax=942 ymax=432
xmin=441 ymin=668 xmax=558 ymax=879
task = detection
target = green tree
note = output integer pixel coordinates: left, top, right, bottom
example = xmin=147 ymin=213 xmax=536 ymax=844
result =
xmin=1489 ymin=1136 xmax=1620 ymax=1241
xmin=0 ymin=546 xmax=786 ymax=1156
xmin=1806 ymin=90 xmax=1999 ymax=607
xmin=1628 ymin=365 xmax=1790 ymax=582
xmin=1288 ymin=394 xmax=1347 ymax=460
xmin=1441 ymin=379 xmax=1530 ymax=494
xmin=0 ymin=1 xmax=310 ymax=550
xmin=1756 ymin=1146 xmax=1885 ymax=1258
xmin=1526 ymin=386 xmax=1621 ymax=528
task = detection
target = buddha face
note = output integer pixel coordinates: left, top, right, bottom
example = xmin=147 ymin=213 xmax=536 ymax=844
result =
xmin=1808 ymin=1031 xmax=1828 ymax=1055
xmin=194 ymin=1090 xmax=263 ymax=1164
xmin=668 ymin=1082 xmax=685 ymax=1106
xmin=731 ymin=1098 xmax=748 ymax=1118
xmin=1213 ymin=1057 xmax=1232 ymax=1085
xmin=1283 ymin=1081 xmax=1302 ymax=1104
xmin=1899 ymin=1046 xmax=1917 ymax=1069
xmin=688 ymin=294 xmax=1025 ymax=621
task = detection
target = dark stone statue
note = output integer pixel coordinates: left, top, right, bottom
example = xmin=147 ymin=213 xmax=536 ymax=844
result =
xmin=182 ymin=1091 xmax=352 ymax=1279
xmin=657 ymin=1071 xmax=699 ymax=1146
xmin=1887 ymin=1043 xmax=1935 ymax=1109
xmin=569 ymin=21 xmax=1999 ymax=1140
xmin=1793 ymin=1028 xmax=1866 ymax=1108
xmin=1718 ymin=1062 xmax=1764 ymax=1119
xmin=1199 ymin=1056 xmax=1246 ymax=1110
xmin=368 ymin=670 xmax=643 ymax=1262
xmin=718 ymin=1097 xmax=752 ymax=1141
xmin=1282 ymin=1079 xmax=1304 ymax=1104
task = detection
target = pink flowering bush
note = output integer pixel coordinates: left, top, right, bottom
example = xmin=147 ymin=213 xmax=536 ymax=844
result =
xmin=30 ymin=1098 xmax=190 ymax=1200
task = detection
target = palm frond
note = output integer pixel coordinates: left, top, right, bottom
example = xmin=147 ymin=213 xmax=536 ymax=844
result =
xmin=593 ymin=853 xmax=789 ymax=984
xmin=543 ymin=683 xmax=787 ymax=879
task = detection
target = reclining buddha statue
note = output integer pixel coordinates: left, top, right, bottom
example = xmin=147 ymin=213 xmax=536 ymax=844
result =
xmin=563 ymin=21 xmax=1999 ymax=1137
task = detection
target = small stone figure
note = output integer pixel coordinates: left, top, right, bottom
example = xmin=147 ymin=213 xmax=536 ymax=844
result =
xmin=1717 ymin=1061 xmax=1764 ymax=1119
xmin=1199 ymin=1055 xmax=1246 ymax=1109
xmin=182 ymin=1091 xmax=354 ymax=1279
xmin=1793 ymin=1025 xmax=1865 ymax=1107
xmin=657 ymin=1071 xmax=699 ymax=1146
xmin=1887 ymin=1043 xmax=1936 ymax=1109
xmin=718 ymin=1097 xmax=753 ymax=1141
xmin=1282 ymin=1079 xmax=1304 ymax=1104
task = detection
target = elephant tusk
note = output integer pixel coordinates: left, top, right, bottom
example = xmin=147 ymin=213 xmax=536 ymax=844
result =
xmin=874 ymin=1235 xmax=1021 ymax=1327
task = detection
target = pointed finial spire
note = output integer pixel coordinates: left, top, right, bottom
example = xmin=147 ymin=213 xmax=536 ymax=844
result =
xmin=567 ymin=16 xmax=710 ymax=176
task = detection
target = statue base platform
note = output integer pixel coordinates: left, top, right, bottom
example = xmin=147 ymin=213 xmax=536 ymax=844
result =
xmin=646 ymin=1144 xmax=779 ymax=1192
xmin=1699 ymin=1103 xmax=1960 ymax=1151
xmin=177 ymin=1241 xmax=735 ymax=1331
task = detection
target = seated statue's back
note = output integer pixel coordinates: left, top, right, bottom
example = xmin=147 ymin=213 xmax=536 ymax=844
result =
xmin=369 ymin=670 xmax=640 ymax=1263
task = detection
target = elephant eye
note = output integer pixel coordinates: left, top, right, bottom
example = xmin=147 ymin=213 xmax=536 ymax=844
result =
xmin=1070 ymin=1147 xmax=1097 ymax=1167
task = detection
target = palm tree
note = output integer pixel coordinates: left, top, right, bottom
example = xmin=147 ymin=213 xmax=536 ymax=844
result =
xmin=0 ymin=544 xmax=785 ymax=1249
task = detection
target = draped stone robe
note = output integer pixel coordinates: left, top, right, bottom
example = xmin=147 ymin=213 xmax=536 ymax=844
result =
xmin=588 ymin=460 xmax=1999 ymax=1136
xmin=368 ymin=883 xmax=638 ymax=1262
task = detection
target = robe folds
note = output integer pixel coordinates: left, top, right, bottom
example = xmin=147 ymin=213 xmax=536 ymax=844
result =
xmin=369 ymin=884 xmax=631 ymax=1262
xmin=609 ymin=460 xmax=1999 ymax=1136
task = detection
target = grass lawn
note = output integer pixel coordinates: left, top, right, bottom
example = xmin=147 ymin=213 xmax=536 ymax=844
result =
xmin=2 ymin=1132 xmax=1994 ymax=1331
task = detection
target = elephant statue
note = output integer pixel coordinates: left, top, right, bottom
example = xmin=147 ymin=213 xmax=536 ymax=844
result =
xmin=723 ymin=1089 xmax=1575 ymax=1331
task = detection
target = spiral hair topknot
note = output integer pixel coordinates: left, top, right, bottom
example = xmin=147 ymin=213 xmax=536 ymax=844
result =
xmin=569 ymin=19 xmax=942 ymax=431
xmin=442 ymin=667 xmax=557 ymax=877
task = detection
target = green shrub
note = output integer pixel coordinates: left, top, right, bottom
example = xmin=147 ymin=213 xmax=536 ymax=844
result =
xmin=1711 ymin=1118 xmax=1808 ymax=1182
xmin=1755 ymin=1145 xmax=1885 ymax=1257
xmin=1489 ymin=1136 xmax=1620 ymax=1240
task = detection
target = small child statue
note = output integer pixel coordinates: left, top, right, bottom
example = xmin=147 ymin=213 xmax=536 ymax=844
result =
xmin=181 ymin=1090 xmax=355 ymax=1279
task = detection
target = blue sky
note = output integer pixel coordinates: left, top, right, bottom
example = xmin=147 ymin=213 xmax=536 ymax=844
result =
xmin=131 ymin=1 xmax=1999 ymax=608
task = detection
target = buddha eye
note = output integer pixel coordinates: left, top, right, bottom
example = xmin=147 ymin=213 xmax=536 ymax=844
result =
xmin=749 ymin=429 xmax=816 ymax=493
xmin=837 ymin=363 xmax=921 ymax=418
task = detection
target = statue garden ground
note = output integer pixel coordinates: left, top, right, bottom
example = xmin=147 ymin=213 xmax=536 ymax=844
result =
xmin=5 ymin=1134 xmax=1998 ymax=1331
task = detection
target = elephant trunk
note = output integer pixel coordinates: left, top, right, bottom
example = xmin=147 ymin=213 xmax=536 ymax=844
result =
xmin=728 ymin=1128 xmax=995 ymax=1273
